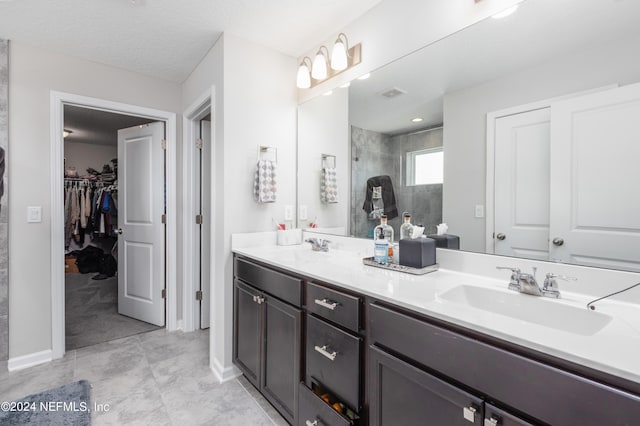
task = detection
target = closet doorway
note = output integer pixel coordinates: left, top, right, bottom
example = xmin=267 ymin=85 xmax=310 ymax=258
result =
xmin=63 ymin=105 xmax=163 ymax=350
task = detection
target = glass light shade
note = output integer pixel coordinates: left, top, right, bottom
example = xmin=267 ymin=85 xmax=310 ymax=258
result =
xmin=296 ymin=63 xmax=311 ymax=89
xmin=311 ymin=51 xmax=328 ymax=80
xmin=331 ymin=40 xmax=348 ymax=71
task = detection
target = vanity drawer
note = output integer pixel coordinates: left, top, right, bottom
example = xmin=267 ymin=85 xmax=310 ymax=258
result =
xmin=306 ymin=314 xmax=361 ymax=410
xmin=234 ymin=257 xmax=302 ymax=307
xmin=298 ymin=383 xmax=353 ymax=426
xmin=369 ymin=302 xmax=640 ymax=426
xmin=306 ymin=282 xmax=360 ymax=332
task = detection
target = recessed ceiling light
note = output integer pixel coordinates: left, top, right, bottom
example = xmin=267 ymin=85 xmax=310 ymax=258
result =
xmin=323 ymin=90 xmax=333 ymax=96
xmin=492 ymin=5 xmax=519 ymax=19
xmin=357 ymin=73 xmax=371 ymax=80
xmin=340 ymin=82 xmax=351 ymax=88
xmin=411 ymin=118 xmax=423 ymax=123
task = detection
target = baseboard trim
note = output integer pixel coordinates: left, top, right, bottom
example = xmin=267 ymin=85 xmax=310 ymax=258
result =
xmin=210 ymin=357 xmax=241 ymax=383
xmin=176 ymin=319 xmax=184 ymax=331
xmin=8 ymin=349 xmax=53 ymax=371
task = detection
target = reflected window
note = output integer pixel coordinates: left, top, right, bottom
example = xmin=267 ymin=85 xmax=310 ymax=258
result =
xmin=407 ymin=147 xmax=443 ymax=185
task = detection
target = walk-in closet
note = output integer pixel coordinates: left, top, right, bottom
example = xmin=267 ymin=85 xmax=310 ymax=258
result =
xmin=63 ymin=105 xmax=159 ymax=350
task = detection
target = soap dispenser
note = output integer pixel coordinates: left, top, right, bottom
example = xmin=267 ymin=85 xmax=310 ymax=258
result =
xmin=374 ymin=229 xmax=389 ymax=264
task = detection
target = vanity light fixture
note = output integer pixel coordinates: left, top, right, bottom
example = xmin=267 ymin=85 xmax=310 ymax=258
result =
xmin=312 ymin=46 xmax=330 ymax=80
xmin=297 ymin=33 xmax=362 ymax=89
xmin=296 ymin=57 xmax=313 ymax=89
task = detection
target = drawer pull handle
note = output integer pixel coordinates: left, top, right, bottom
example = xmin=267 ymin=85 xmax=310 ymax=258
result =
xmin=484 ymin=416 xmax=501 ymax=426
xmin=315 ymin=298 xmax=338 ymax=310
xmin=463 ymin=406 xmax=477 ymax=423
xmin=314 ymin=345 xmax=337 ymax=361
xmin=305 ymin=420 xmax=318 ymax=426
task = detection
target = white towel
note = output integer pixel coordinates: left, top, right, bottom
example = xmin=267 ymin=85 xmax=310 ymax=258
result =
xmin=253 ymin=160 xmax=277 ymax=203
xmin=321 ymin=167 xmax=338 ymax=204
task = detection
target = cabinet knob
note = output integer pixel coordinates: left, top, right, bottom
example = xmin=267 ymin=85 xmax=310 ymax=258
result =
xmin=484 ymin=415 xmax=501 ymax=426
xmin=463 ymin=406 xmax=477 ymax=423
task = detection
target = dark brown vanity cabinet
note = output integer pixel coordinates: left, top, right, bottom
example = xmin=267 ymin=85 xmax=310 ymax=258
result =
xmin=233 ymin=257 xmax=303 ymax=425
xmin=301 ymin=282 xmax=363 ymax=426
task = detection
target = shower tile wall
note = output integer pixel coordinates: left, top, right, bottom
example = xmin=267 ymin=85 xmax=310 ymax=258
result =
xmin=351 ymin=125 xmax=443 ymax=239
xmin=0 ymin=39 xmax=8 ymax=362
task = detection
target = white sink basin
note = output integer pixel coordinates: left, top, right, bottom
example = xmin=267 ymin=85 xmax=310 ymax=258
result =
xmin=439 ymin=285 xmax=612 ymax=336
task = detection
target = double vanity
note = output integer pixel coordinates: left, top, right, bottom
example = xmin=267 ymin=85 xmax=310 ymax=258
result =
xmin=232 ymin=232 xmax=640 ymax=425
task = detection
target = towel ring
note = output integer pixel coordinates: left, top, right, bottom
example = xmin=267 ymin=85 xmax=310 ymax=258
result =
xmin=258 ymin=145 xmax=277 ymax=162
xmin=321 ymin=154 xmax=336 ymax=168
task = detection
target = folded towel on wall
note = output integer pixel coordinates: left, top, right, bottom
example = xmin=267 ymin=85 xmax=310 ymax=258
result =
xmin=363 ymin=175 xmax=398 ymax=220
xmin=253 ymin=160 xmax=277 ymax=203
xmin=321 ymin=167 xmax=338 ymax=204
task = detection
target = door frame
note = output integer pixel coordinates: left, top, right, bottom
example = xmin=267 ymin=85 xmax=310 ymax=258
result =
xmin=50 ymin=91 xmax=178 ymax=359
xmin=484 ymin=85 xmax=617 ymax=255
xmin=182 ymin=88 xmax=215 ymax=332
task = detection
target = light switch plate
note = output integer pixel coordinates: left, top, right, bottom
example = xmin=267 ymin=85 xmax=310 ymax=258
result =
xmin=284 ymin=205 xmax=294 ymax=221
xmin=299 ymin=205 xmax=308 ymax=221
xmin=27 ymin=206 xmax=42 ymax=223
xmin=474 ymin=204 xmax=485 ymax=218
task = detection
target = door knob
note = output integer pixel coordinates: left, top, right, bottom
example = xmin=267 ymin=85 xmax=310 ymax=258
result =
xmin=496 ymin=233 xmax=506 ymax=240
xmin=117 ymin=228 xmax=123 ymax=235
xmin=552 ymin=237 xmax=564 ymax=246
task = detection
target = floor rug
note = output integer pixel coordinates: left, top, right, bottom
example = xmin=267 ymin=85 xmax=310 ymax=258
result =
xmin=0 ymin=380 xmax=91 ymax=425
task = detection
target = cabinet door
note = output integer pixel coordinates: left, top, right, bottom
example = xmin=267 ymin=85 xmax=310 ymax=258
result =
xmin=369 ymin=345 xmax=483 ymax=426
xmin=485 ymin=403 xmax=534 ymax=426
xmin=262 ymin=294 xmax=302 ymax=425
xmin=233 ymin=279 xmax=261 ymax=387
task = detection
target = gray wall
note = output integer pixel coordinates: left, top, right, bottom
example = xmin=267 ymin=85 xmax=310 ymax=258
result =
xmin=351 ymin=125 xmax=443 ymax=239
xmin=0 ymin=39 xmax=8 ymax=363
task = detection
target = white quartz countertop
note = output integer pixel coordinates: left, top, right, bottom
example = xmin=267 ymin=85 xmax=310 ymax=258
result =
xmin=233 ymin=243 xmax=640 ymax=386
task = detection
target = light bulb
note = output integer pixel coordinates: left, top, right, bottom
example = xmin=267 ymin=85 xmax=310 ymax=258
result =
xmin=311 ymin=50 xmax=328 ymax=80
xmin=296 ymin=63 xmax=311 ymax=89
xmin=331 ymin=39 xmax=348 ymax=71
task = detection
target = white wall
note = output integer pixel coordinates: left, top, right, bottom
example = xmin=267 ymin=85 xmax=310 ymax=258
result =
xmin=8 ymin=41 xmax=181 ymax=359
xmin=298 ymin=0 xmax=522 ymax=102
xmin=298 ymin=88 xmax=349 ymax=232
xmin=182 ymin=33 xmax=297 ymax=379
xmin=443 ymin=35 xmax=640 ymax=252
xmin=64 ymin=141 xmax=117 ymax=178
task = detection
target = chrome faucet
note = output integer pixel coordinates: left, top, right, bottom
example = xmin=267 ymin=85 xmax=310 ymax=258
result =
xmin=305 ymin=238 xmax=331 ymax=252
xmin=496 ymin=267 xmax=576 ymax=298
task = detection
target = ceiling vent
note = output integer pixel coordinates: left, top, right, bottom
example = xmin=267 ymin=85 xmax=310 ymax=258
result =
xmin=379 ymin=87 xmax=407 ymax=99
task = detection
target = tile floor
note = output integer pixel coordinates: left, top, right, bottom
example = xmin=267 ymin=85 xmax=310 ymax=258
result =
xmin=0 ymin=329 xmax=288 ymax=425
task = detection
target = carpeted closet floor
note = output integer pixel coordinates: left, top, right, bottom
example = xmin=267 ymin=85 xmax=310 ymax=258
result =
xmin=65 ymin=272 xmax=161 ymax=350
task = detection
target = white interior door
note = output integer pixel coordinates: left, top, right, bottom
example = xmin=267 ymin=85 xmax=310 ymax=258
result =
xmin=550 ymin=83 xmax=640 ymax=270
xmin=117 ymin=122 xmax=165 ymax=326
xmin=494 ymin=108 xmax=550 ymax=260
xmin=200 ymin=119 xmax=211 ymax=329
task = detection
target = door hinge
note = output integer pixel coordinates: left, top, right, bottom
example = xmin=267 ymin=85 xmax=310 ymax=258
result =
xmin=195 ymin=138 xmax=203 ymax=150
xmin=196 ymin=290 xmax=203 ymax=301
xmin=195 ymin=214 xmax=203 ymax=225
xmin=161 ymin=214 xmax=166 ymax=224
xmin=161 ymin=139 xmax=167 ymax=150
xmin=161 ymin=289 xmax=166 ymax=299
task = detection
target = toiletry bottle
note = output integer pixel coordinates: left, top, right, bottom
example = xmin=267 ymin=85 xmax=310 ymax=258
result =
xmin=374 ymin=214 xmax=394 ymax=243
xmin=374 ymin=229 xmax=389 ymax=264
xmin=400 ymin=212 xmax=413 ymax=240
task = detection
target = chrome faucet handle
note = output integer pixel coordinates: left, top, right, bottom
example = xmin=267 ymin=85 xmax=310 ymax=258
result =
xmin=496 ymin=266 xmax=521 ymax=291
xmin=542 ymin=273 xmax=576 ymax=298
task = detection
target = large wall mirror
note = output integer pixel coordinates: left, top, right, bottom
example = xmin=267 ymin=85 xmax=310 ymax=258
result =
xmin=297 ymin=0 xmax=640 ymax=273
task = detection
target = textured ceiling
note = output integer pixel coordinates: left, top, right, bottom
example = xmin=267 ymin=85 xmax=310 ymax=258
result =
xmin=0 ymin=0 xmax=381 ymax=82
